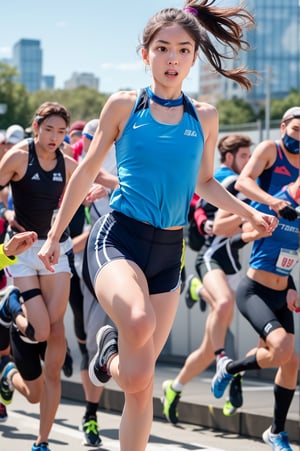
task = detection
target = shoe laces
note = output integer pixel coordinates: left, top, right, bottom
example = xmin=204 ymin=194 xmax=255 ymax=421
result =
xmin=99 ymin=335 xmax=118 ymax=367
xmin=83 ymin=418 xmax=98 ymax=435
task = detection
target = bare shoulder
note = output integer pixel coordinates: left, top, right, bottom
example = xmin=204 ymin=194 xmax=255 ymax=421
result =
xmin=254 ymin=139 xmax=276 ymax=154
xmin=192 ymin=99 xmax=217 ymax=122
xmin=192 ymin=99 xmax=217 ymax=114
xmin=0 ymin=140 xmax=29 ymax=182
xmin=252 ymin=139 xmax=277 ymax=164
xmin=105 ymin=90 xmax=138 ymax=115
xmin=101 ymin=90 xmax=139 ymax=138
xmin=2 ymin=140 xmax=29 ymax=163
xmin=191 ymin=100 xmax=218 ymax=138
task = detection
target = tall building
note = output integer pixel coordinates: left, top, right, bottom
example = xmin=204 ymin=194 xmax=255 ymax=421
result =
xmin=64 ymin=72 xmax=99 ymax=91
xmin=245 ymin=0 xmax=300 ymax=105
xmin=13 ymin=39 xmax=42 ymax=92
xmin=42 ymin=75 xmax=55 ymax=91
xmin=198 ymin=0 xmax=300 ymax=107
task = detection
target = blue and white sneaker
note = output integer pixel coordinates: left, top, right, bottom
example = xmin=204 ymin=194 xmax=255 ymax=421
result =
xmin=211 ymin=356 xmax=234 ymax=399
xmin=32 ymin=442 xmax=51 ymax=451
xmin=0 ymin=286 xmax=19 ymax=327
xmin=262 ymin=426 xmax=293 ymax=451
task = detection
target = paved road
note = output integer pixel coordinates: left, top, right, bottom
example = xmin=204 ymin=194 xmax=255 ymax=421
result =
xmin=0 ymin=392 xmax=276 ymax=451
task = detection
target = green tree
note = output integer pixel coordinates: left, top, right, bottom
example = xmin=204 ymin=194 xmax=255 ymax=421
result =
xmin=270 ymin=89 xmax=300 ymax=120
xmin=217 ymin=97 xmax=256 ymax=126
xmin=255 ymin=89 xmax=300 ymax=123
xmin=29 ymin=87 xmax=109 ymax=124
xmin=0 ymin=62 xmax=30 ymax=129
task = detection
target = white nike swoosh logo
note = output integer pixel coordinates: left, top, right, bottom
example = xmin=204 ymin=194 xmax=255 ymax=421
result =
xmin=133 ymin=123 xmax=148 ymax=129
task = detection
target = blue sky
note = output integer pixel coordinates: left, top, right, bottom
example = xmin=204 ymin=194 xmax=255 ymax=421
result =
xmin=0 ymin=0 xmax=206 ymax=94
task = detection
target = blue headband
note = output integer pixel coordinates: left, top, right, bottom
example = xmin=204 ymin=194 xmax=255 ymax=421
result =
xmin=83 ymin=132 xmax=93 ymax=141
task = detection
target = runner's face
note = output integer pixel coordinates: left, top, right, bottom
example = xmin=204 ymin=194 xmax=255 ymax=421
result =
xmin=231 ymin=146 xmax=251 ymax=174
xmin=284 ymin=118 xmax=300 ymax=141
xmin=37 ymin=116 xmax=67 ymax=151
xmin=143 ymin=24 xmax=197 ymax=90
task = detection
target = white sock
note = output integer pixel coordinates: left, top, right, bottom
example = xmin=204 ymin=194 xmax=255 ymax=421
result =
xmin=172 ymin=380 xmax=184 ymax=392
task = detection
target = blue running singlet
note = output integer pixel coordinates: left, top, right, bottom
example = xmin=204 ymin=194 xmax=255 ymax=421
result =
xmin=110 ymin=88 xmax=205 ymax=229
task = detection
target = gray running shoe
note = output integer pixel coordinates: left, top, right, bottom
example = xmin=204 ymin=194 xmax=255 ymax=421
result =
xmin=89 ymin=325 xmax=118 ymax=385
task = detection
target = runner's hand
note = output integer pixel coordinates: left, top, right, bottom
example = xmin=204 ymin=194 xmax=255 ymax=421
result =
xmin=4 ymin=231 xmax=37 ymax=256
xmin=38 ymin=239 xmax=60 ymax=273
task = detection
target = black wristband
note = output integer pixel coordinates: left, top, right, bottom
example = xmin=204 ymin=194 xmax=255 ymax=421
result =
xmin=230 ymin=233 xmax=247 ymax=249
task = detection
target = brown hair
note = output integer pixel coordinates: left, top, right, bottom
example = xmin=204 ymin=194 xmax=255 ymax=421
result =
xmin=33 ymin=102 xmax=71 ymax=128
xmin=138 ymin=0 xmax=255 ymax=90
xmin=218 ymin=134 xmax=252 ymax=162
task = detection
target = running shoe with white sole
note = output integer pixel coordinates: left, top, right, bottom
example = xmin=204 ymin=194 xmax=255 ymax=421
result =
xmin=211 ymin=356 xmax=234 ymax=399
xmin=89 ymin=325 xmax=118 ymax=386
xmin=80 ymin=414 xmax=102 ymax=446
xmin=223 ymin=400 xmax=238 ymax=417
xmin=262 ymin=426 xmax=293 ymax=451
xmin=161 ymin=379 xmax=181 ymax=424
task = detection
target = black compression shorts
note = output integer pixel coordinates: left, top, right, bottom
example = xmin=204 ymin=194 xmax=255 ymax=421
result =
xmin=83 ymin=211 xmax=183 ymax=295
xmin=236 ymin=276 xmax=294 ymax=340
xmin=10 ymin=325 xmax=47 ymax=381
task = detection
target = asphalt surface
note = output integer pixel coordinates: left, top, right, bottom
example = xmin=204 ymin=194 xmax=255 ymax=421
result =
xmin=0 ymin=391 xmax=287 ymax=451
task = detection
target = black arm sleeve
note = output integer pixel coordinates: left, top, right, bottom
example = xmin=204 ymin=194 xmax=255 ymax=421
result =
xmin=229 ymin=233 xmax=248 ymax=250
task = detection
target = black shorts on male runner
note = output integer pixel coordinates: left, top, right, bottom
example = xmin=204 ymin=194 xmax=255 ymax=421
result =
xmin=236 ymin=276 xmax=294 ymax=340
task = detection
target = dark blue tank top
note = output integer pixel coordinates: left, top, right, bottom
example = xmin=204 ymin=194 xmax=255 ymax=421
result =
xmin=256 ymin=142 xmax=298 ymax=196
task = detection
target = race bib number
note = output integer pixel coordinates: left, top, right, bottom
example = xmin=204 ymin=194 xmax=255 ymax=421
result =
xmin=275 ymin=248 xmax=298 ymax=275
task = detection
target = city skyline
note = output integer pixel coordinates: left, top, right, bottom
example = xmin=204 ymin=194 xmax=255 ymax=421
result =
xmin=1 ymin=0 xmax=299 ymax=101
xmin=0 ymin=0 xmax=200 ymax=94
